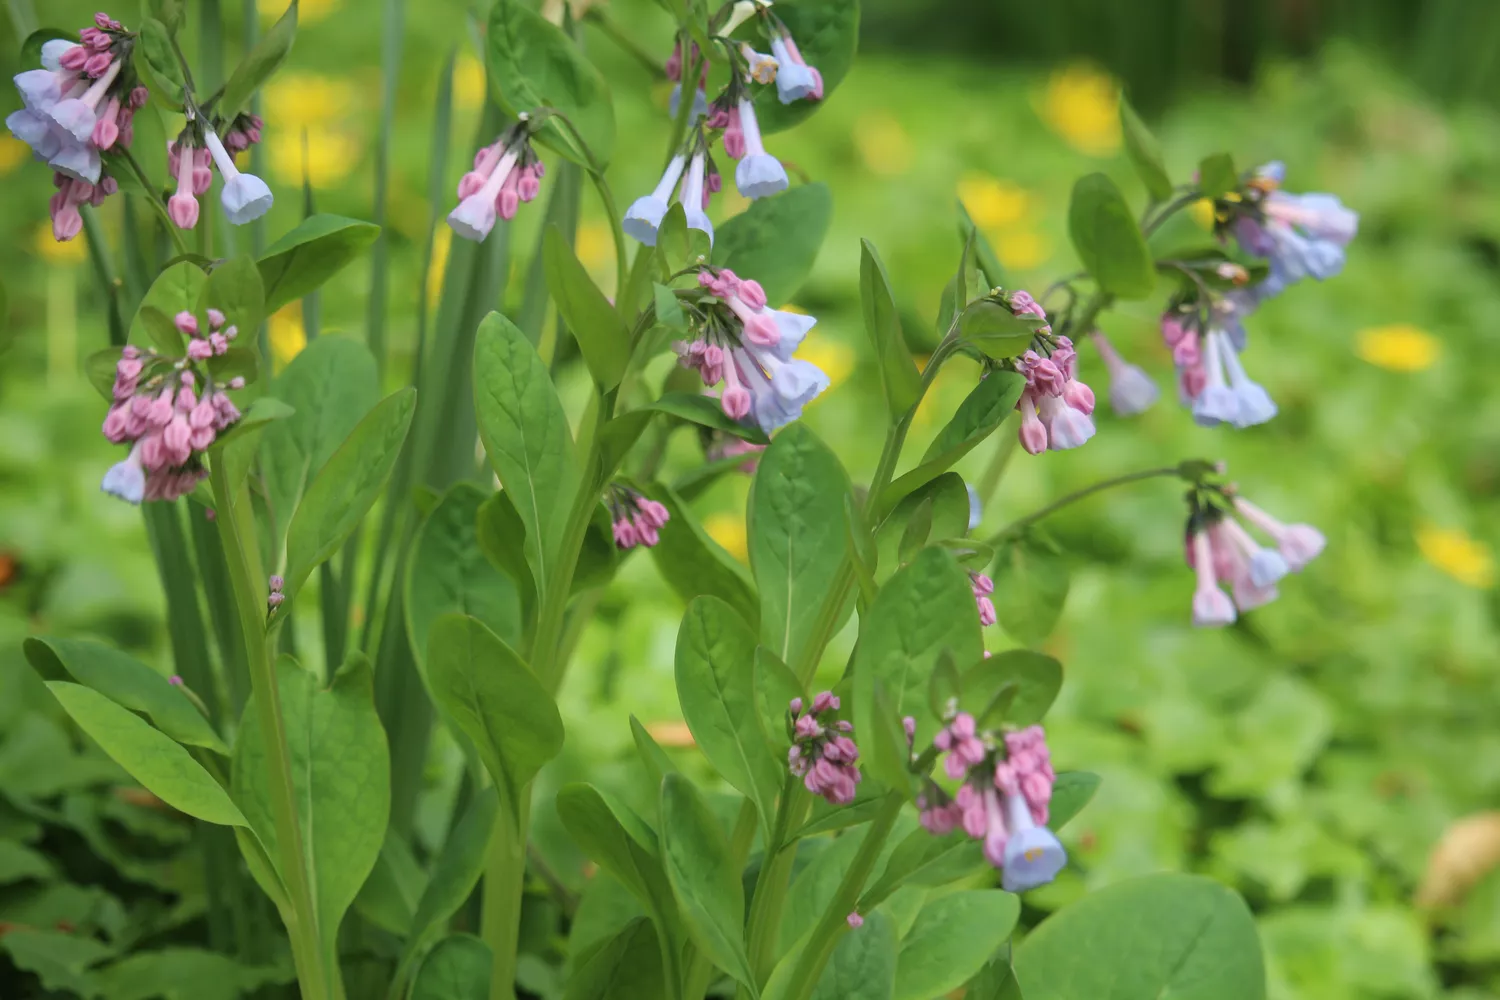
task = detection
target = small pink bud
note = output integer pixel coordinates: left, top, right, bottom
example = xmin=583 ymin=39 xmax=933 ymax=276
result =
xmin=206 ymin=309 xmax=226 ymax=329
xmin=721 ymin=385 xmax=751 ymax=421
xmin=846 ymin=912 xmax=863 ymax=929
xmin=789 ymin=697 xmax=803 ymax=715
xmin=174 ymin=311 xmax=199 ymax=336
xmin=268 ymin=575 xmax=284 ymax=591
xmin=737 ymin=280 xmax=767 ymax=310
xmin=228 ymin=377 xmax=246 ymax=390
xmin=168 ymin=675 xmax=184 ymax=686
xmin=267 ymin=592 xmax=284 ymax=609
xmin=168 ymin=191 xmax=199 ymax=230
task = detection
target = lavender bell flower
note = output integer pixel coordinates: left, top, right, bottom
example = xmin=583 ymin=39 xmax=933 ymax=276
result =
xmin=203 ymin=128 xmax=273 ymax=225
xmin=732 ymin=98 xmax=788 ymax=200
xmin=999 ymin=791 xmax=1068 ymax=893
xmin=623 ymin=154 xmax=686 ymax=246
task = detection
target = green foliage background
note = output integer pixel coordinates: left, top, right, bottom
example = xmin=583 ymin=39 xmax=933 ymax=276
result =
xmin=3 ymin=1 xmax=1500 ymax=998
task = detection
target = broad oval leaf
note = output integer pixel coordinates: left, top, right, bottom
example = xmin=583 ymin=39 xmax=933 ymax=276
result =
xmin=425 ymin=615 xmax=563 ymax=826
xmin=283 ymin=387 xmax=416 ymax=599
xmin=879 ymin=372 xmax=1025 ymax=513
xmin=1048 ymin=771 xmax=1100 ymax=831
xmin=411 ymin=933 xmax=491 ymax=1000
xmin=958 ymin=299 xmax=1048 ymax=360
xmin=1014 ymin=874 xmax=1264 ymax=1000
xmin=1067 ymin=173 xmax=1155 ymax=300
xmin=556 ymin=783 xmax=664 ymax=903
xmin=1197 ymin=153 xmax=1238 ymax=201
xmin=257 ymin=215 xmax=381 ymax=314
xmin=45 ymin=682 xmax=245 ymax=827
xmin=544 ymin=224 xmax=629 ymax=387
xmin=712 ymin=183 xmax=832 ymax=307
xmin=198 ymin=255 xmax=266 ymax=356
xmin=648 ymin=485 xmax=759 ymax=625
xmin=130 ymin=261 xmax=206 ymax=354
xmin=25 ymin=637 xmax=227 ymax=754
xmin=962 ymin=649 xmax=1064 ymax=727
xmin=565 ymin=918 xmax=665 ymax=1000
xmin=990 ymin=532 xmax=1070 ymax=646
xmin=487 ymin=0 xmax=615 ymax=166
xmin=749 ymin=0 xmax=861 ymax=135
xmin=810 ymin=908 xmax=897 ymax=1000
xmin=894 ymin=891 xmax=1021 ymax=1000
xmin=219 ymin=0 xmax=297 ymax=120
xmin=859 ymin=239 xmax=922 ymax=418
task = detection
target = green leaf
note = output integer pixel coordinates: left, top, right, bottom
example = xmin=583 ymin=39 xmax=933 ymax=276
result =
xmin=653 ymin=283 xmax=685 ymax=329
xmin=1014 ymin=874 xmax=1264 ymax=1000
xmin=600 ymin=410 xmax=654 ymax=479
xmin=712 ymin=183 xmax=833 ymax=307
xmin=260 ymin=335 xmax=380 ymax=545
xmin=863 ymin=830 xmax=986 ymax=910
xmin=220 ymin=0 xmax=297 ymax=119
xmin=1197 ymin=153 xmax=1239 ymax=201
xmin=810 ymin=908 xmax=897 ymax=1000
xmin=1120 ymin=97 xmax=1174 ymax=201
xmin=866 ymin=683 xmax=917 ymax=798
xmin=476 ymin=491 xmax=537 ymax=618
xmin=859 ymin=239 xmax=922 ymax=417
xmin=91 ymin=948 xmax=285 ymax=1000
xmin=24 ymin=637 xmax=227 ymax=754
xmin=879 ymin=373 xmax=1025 ymax=514
xmin=1067 ymin=173 xmax=1155 ymax=300
xmin=749 ymin=424 xmax=853 ymax=667
xmin=199 ymin=256 xmax=266 ymax=352
xmin=256 ymin=214 xmax=381 ymax=314
xmin=282 ymin=387 xmax=416 ymax=598
xmin=411 ymin=933 xmax=491 ymax=1000
xmin=1048 ymin=771 xmax=1100 ymax=831
xmin=754 ymin=646 xmax=803 ymax=760
xmin=147 ymin=0 xmax=186 ymax=35
xmin=21 ymin=29 xmax=76 ymax=67
xmin=565 ymin=918 xmax=666 ymax=1000
xmin=134 ymin=18 xmax=184 ymax=107
xmin=46 ymin=682 xmax=245 ymax=826
xmin=990 ymin=533 xmax=1070 ymax=646
xmin=0 ymin=928 xmax=112 ymax=996
xmin=646 ymin=485 xmax=759 ymax=624
xmin=0 ymin=839 xmax=54 ymax=884
xmin=645 ymin=392 xmax=769 ymax=444
xmin=487 ymin=0 xmax=615 ymax=166
xmin=473 ymin=311 xmax=580 ymax=595
xmin=545 ymin=225 xmax=630 ymax=387
xmin=962 ymin=649 xmax=1063 ymax=727
xmin=957 ymin=200 xmax=1006 ymax=288
xmin=425 ymin=615 xmax=563 ymax=827
xmin=407 ymin=484 xmax=524 ymax=670
xmin=232 ymin=654 xmax=389 ymax=961
xmin=779 ymin=827 xmax=869 ymax=951
xmin=895 ymin=891 xmax=1021 ymax=1000
xmin=675 ymin=598 xmax=782 ymax=829
xmin=853 ymin=547 xmax=983 ymax=747
xmin=556 ymin=784 xmax=666 ymax=903
xmin=878 ymin=474 xmax=971 ymax=575
xmin=354 ymin=833 xmax=423 ymax=936
xmin=659 ymin=773 xmax=757 ymax=993
xmin=656 ymin=203 xmax=708 ymax=274
xmin=958 ymin=300 xmax=1048 ymax=361
xmin=130 ymin=261 xmax=206 ymax=354
xmin=750 ymin=0 xmax=861 ymax=135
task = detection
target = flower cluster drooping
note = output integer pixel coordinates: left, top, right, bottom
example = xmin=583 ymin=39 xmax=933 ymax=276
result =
xmin=448 ymin=116 xmax=546 ymax=243
xmin=267 ymin=575 xmax=285 ymax=611
xmin=787 ymin=692 xmax=862 ymax=806
xmin=1231 ymin=161 xmax=1358 ymax=298
xmin=1185 ymin=487 xmax=1326 ymax=627
xmin=671 ymin=268 xmax=829 ymax=434
xmin=1002 ymin=292 xmax=1096 ymax=455
xmin=918 ymin=717 xmax=1066 ymax=893
xmin=970 ymin=571 xmax=996 ymax=627
xmin=167 ymin=119 xmax=275 ymax=229
xmin=99 ymin=309 xmax=245 ymax=505
xmin=8 ymin=15 xmax=150 ymax=239
xmin=607 ymin=487 xmax=670 ymax=550
xmin=1162 ymin=295 xmax=1277 ymax=429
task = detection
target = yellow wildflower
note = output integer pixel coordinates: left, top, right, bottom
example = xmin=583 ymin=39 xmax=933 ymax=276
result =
xmin=35 ymin=223 xmax=86 ymax=264
xmin=455 ymin=55 xmax=488 ymax=112
xmin=795 ymin=337 xmax=855 ymax=395
xmin=0 ymin=137 xmax=29 ymax=175
xmin=269 ymin=304 xmax=307 ymax=372
xmin=1418 ymin=526 xmax=1495 ymax=589
xmin=855 ymin=111 xmax=913 ymax=177
xmin=575 ymin=221 xmax=614 ymax=288
xmin=1189 ymin=198 xmax=1215 ymax=230
xmin=1039 ymin=64 xmax=1120 ymax=157
xmin=267 ymin=130 xmax=361 ymax=188
xmin=996 ymin=230 xmax=1050 ymax=271
xmin=262 ymin=74 xmax=355 ymax=130
xmin=957 ymin=173 xmax=1031 ymax=230
xmin=1356 ymin=325 xmax=1440 ymax=372
xmin=704 ymin=511 xmax=748 ymax=562
xmin=259 ymin=0 xmax=338 ymax=24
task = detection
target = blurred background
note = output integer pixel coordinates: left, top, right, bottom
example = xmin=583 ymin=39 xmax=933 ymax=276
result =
xmin=3 ymin=1 xmax=1500 ymax=998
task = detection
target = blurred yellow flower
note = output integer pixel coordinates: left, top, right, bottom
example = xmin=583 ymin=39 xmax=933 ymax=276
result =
xmin=455 ymin=55 xmax=488 ymax=112
xmin=996 ymin=229 xmax=1050 ymax=271
xmin=855 ymin=111 xmax=912 ymax=177
xmin=796 ymin=337 xmax=855 ymax=395
xmin=957 ymin=173 xmax=1031 ymax=230
xmin=263 ymin=74 xmax=355 ymax=130
xmin=1356 ymin=324 xmax=1440 ymax=372
xmin=0 ymin=137 xmax=29 ymax=175
xmin=704 ymin=511 xmax=748 ymax=562
xmin=718 ymin=187 xmax=751 ymax=219
xmin=575 ymin=222 xmax=614 ymax=286
xmin=1189 ymin=198 xmax=1215 ymax=230
xmin=269 ymin=304 xmax=307 ymax=372
xmin=268 ymin=130 xmax=361 ymax=187
xmin=428 ymin=224 xmax=452 ymax=301
xmin=1418 ymin=526 xmax=1495 ymax=589
xmin=35 ymin=224 xmax=85 ymax=265
xmin=259 ymin=0 xmax=338 ymax=24
xmin=1039 ymin=64 xmax=1120 ymax=157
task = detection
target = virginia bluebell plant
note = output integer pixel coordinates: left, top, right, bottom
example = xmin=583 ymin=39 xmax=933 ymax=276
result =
xmin=10 ymin=2 xmax=1354 ymax=999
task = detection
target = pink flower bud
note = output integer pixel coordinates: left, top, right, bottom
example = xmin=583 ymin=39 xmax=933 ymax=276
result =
xmin=174 ymin=311 xmax=199 ymax=336
xmin=721 ymin=385 xmax=751 ymax=420
xmin=737 ymin=280 xmax=767 ymax=310
xmin=206 ymin=308 xmax=226 ymax=329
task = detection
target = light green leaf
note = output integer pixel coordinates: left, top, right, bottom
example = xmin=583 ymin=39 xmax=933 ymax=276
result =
xmin=958 ymin=299 xmax=1048 ymax=360
xmin=476 ymin=491 xmax=537 ymax=618
xmin=659 ymin=773 xmax=757 ymax=993
xmin=647 ymin=485 xmax=759 ymax=625
xmin=1049 ymin=772 xmax=1100 ymax=831
xmin=859 ymin=239 xmax=922 ymax=417
xmin=879 ymin=373 xmax=1024 ymax=513
xmin=750 ymin=0 xmax=860 ymax=135
xmin=91 ymin=948 xmax=286 ymax=1000
xmin=0 ymin=839 xmax=54 ymax=884
xmin=862 ymin=829 xmax=986 ymax=910
xmin=473 ymin=311 xmax=580 ymax=596
xmin=199 ymin=255 xmax=266 ymax=349
xmin=25 ymin=637 xmax=227 ymax=754
xmin=1120 ymin=97 xmax=1174 ymax=201
xmin=406 ymin=789 xmax=499 ymax=958
xmin=712 ymin=183 xmax=833 ymax=307
xmin=1067 ymin=173 xmax=1155 ymax=299
xmin=565 ymin=918 xmax=666 ymax=1000
xmin=1197 ymin=153 xmax=1238 ymax=201
xmin=425 ymin=615 xmax=563 ymax=827
xmin=46 ymin=682 xmax=244 ymax=826
xmin=412 ymin=933 xmax=491 ymax=1000
xmin=645 ymin=392 xmax=769 ymax=444
xmin=257 ymin=215 xmax=381 ymax=314
xmin=957 ymin=200 xmax=1006 ymax=287
xmin=990 ymin=533 xmax=1070 ymax=646
xmin=134 ymin=18 xmax=184 ymax=106
xmin=147 ymin=0 xmax=185 ymax=35
xmin=0 ymin=928 xmax=113 ymax=996
xmin=282 ymin=387 xmax=415 ymax=598
xmin=653 ymin=282 xmax=685 ymax=329
xmin=353 ymin=833 xmax=423 ymax=936
xmin=487 ymin=0 xmax=615 ymax=166
xmin=232 ymin=654 xmax=389 ymax=963
xmin=220 ymin=0 xmax=297 ymax=120
xmin=407 ymin=484 xmax=524 ymax=669
xmin=545 ymin=225 xmax=629 ymax=387
xmin=1014 ymin=874 xmax=1264 ymax=1000
xmin=962 ymin=649 xmax=1064 ymax=727
xmin=656 ymin=202 xmax=708 ymax=274
xmin=556 ymin=784 xmax=666 ymax=903
xmin=810 ymin=908 xmax=897 ymax=1000
xmin=895 ymin=891 xmax=1021 ymax=1000
xmin=129 ymin=261 xmax=206 ymax=354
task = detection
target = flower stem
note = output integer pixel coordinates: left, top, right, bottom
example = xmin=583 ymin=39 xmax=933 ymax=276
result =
xmin=119 ymin=147 xmax=192 ymax=257
xmin=985 ymin=465 xmax=1187 ymax=545
xmin=548 ymin=113 xmax=629 ymax=300
xmin=743 ymin=775 xmax=806 ymax=985
xmin=207 ymin=460 xmax=329 ymax=1000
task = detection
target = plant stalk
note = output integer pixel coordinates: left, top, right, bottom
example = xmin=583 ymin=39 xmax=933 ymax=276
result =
xmin=986 ymin=465 xmax=1185 ymax=545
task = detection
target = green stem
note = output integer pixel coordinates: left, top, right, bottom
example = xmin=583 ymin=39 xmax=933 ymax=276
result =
xmin=985 ymin=465 xmax=1184 ymax=545
xmin=1141 ymin=190 xmax=1200 ymax=236
xmin=685 ymin=803 xmax=760 ymax=999
xmin=549 ymin=113 xmax=629 ymax=300
xmin=208 ymin=461 xmax=329 ymax=1000
xmin=120 ymin=148 xmax=192 ymax=257
xmin=1061 ymin=289 xmax=1112 ymax=341
xmin=366 ymin=0 xmax=406 ymax=376
xmin=782 ymin=793 xmax=905 ymax=1000
xmin=483 ymin=797 xmax=532 ymax=1000
xmin=584 ymin=7 xmax=667 ymax=79
xmin=867 ymin=336 xmax=960 ymax=517
xmin=976 ymin=427 xmax=1018 ymax=510
xmin=743 ymin=776 xmax=805 ymax=984
xmin=78 ymin=207 xmax=126 ymax=346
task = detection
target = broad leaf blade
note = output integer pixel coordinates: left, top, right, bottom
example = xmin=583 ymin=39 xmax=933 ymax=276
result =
xmin=544 ymin=225 xmax=629 ymax=387
xmin=859 ymin=239 xmax=922 ymax=417
xmin=713 ymin=184 xmax=833 ymax=307
xmin=257 ymin=215 xmax=381 ymax=314
xmin=1067 ymin=173 xmax=1155 ymax=300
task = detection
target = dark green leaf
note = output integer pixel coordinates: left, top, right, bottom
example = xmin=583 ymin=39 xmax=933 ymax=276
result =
xmin=476 ymin=491 xmax=537 ymax=619
xmin=21 ymin=29 xmax=76 ymax=67
xmin=863 ymin=829 xmax=985 ymax=910
xmin=565 ymin=918 xmax=666 ymax=1000
xmin=753 ymin=646 xmax=803 ymax=761
xmin=646 ymin=484 xmax=759 ymax=623
xmin=147 ymin=0 xmax=185 ymax=35
xmin=1048 ymin=772 xmax=1100 ymax=831
xmin=713 ymin=183 xmax=832 ymax=306
xmin=959 ymin=300 xmax=1048 ymax=360
xmin=199 ymin=255 xmax=266 ymax=348
xmin=653 ymin=283 xmax=685 ymax=329
xmin=0 ymin=929 xmax=112 ymax=996
xmin=990 ymin=533 xmax=1070 ymax=646
xmin=645 ymin=392 xmax=768 ymax=444
xmin=600 ymin=410 xmax=654 ymax=478
xmin=895 ymin=891 xmax=1021 ymax=1000
xmin=1120 ymin=97 xmax=1174 ymax=201
xmin=879 ymin=373 xmax=1025 ymax=513
xmin=257 ymin=215 xmax=381 ymax=314
xmin=134 ymin=19 xmax=184 ymax=107
xmin=810 ymin=908 xmax=897 ymax=1000
xmin=1197 ymin=153 xmax=1238 ymax=201
xmin=412 ymin=933 xmax=491 ymax=1000
xmin=220 ymin=0 xmax=297 ymax=119
xmin=655 ymin=202 xmax=708 ymax=274
xmin=91 ymin=947 xmax=285 ymax=1000
xmin=545 ymin=224 xmax=630 ymax=387
xmin=859 ymin=239 xmax=922 ymax=417
xmin=1067 ymin=173 xmax=1155 ymax=299
xmin=130 ymin=261 xmax=206 ymax=354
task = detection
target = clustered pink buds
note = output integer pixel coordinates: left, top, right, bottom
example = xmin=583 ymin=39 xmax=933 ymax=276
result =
xmin=787 ymin=692 xmax=862 ymax=806
xmin=970 ymin=571 xmax=996 ymax=627
xmin=1010 ymin=292 xmax=1095 ymax=455
xmin=167 ymin=137 xmax=213 ymax=231
xmin=448 ymin=117 xmax=545 ymax=242
xmin=1162 ymin=299 xmax=1276 ymax=429
xmin=919 ymin=719 xmax=1066 ymax=892
xmin=99 ymin=309 xmax=244 ymax=505
xmin=268 ymin=575 xmax=285 ymax=611
xmin=608 ymin=487 xmax=670 ymax=550
xmin=222 ymin=112 xmax=264 ymax=154
xmin=8 ymin=14 xmax=150 ymax=239
xmin=1186 ymin=493 xmax=1325 ymax=627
